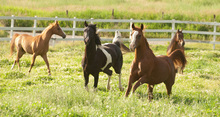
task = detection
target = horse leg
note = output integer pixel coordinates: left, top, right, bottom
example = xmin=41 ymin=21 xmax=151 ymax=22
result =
xmin=93 ymin=73 xmax=99 ymax=91
xmin=41 ymin=54 xmax=51 ymax=75
xmin=148 ymin=84 xmax=154 ymax=101
xmin=28 ymin=53 xmax=37 ymax=73
xmin=83 ymin=71 xmax=89 ymax=91
xmin=125 ymin=74 xmax=139 ymax=97
xmin=165 ymin=82 xmax=173 ymax=98
xmin=118 ymin=74 xmax=124 ymax=91
xmin=132 ymin=76 xmax=148 ymax=94
xmin=103 ymin=69 xmax=113 ymax=90
xmin=107 ymin=75 xmax=111 ymax=90
xmin=12 ymin=49 xmax=25 ymax=70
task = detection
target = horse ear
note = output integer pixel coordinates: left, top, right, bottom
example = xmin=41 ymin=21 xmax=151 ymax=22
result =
xmin=180 ymin=29 xmax=183 ymax=32
xmin=55 ymin=21 xmax=58 ymax=25
xmin=177 ymin=29 xmax=180 ymax=32
xmin=141 ymin=24 xmax=144 ymax=30
xmin=132 ymin=23 xmax=135 ymax=30
xmin=84 ymin=21 xmax=88 ymax=27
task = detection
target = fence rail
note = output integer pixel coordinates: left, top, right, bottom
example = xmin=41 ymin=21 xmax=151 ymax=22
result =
xmin=0 ymin=15 xmax=220 ymax=49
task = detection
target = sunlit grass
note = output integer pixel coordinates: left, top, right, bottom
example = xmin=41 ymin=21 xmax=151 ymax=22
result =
xmin=0 ymin=41 xmax=219 ymax=116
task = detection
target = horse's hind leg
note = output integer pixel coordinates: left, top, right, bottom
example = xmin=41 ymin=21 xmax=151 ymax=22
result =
xmin=148 ymin=84 xmax=154 ymax=101
xmin=118 ymin=74 xmax=124 ymax=91
xmin=11 ymin=49 xmax=25 ymax=70
xmin=28 ymin=53 xmax=37 ymax=73
xmin=165 ymin=82 xmax=173 ymax=97
xmin=41 ymin=54 xmax=51 ymax=75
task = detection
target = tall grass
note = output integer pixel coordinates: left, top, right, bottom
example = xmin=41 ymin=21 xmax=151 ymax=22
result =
xmin=0 ymin=41 xmax=219 ymax=116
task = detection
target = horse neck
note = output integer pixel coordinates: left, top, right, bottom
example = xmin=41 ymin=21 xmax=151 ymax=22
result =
xmin=84 ymin=41 xmax=98 ymax=63
xmin=41 ymin=26 xmax=53 ymax=43
xmin=135 ymin=37 xmax=155 ymax=60
xmin=169 ymin=34 xmax=178 ymax=51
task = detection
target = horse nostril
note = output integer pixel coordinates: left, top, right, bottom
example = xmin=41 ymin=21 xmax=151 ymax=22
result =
xmin=63 ymin=35 xmax=66 ymax=39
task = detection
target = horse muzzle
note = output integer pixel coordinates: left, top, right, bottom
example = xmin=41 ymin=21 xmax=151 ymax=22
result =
xmin=129 ymin=44 xmax=136 ymax=52
xmin=62 ymin=34 xmax=66 ymax=39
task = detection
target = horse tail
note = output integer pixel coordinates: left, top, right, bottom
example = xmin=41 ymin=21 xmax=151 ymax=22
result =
xmin=113 ymin=41 xmax=121 ymax=48
xmin=168 ymin=49 xmax=187 ymax=71
xmin=10 ymin=33 xmax=19 ymax=57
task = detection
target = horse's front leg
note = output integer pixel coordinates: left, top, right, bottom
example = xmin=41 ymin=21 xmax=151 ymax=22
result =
xmin=93 ymin=73 xmax=99 ymax=91
xmin=83 ymin=71 xmax=89 ymax=91
xmin=41 ymin=54 xmax=51 ymax=75
xmin=132 ymin=75 xmax=148 ymax=94
xmin=125 ymin=73 xmax=139 ymax=97
xmin=29 ymin=53 xmax=37 ymax=73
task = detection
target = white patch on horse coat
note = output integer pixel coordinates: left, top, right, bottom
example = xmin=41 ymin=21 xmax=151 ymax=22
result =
xmin=131 ymin=31 xmax=138 ymax=45
xmin=97 ymin=45 xmax=112 ymax=70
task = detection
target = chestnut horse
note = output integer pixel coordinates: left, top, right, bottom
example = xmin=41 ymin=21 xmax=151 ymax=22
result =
xmin=167 ymin=29 xmax=185 ymax=73
xmin=125 ymin=23 xmax=187 ymax=100
xmin=167 ymin=29 xmax=185 ymax=55
xmin=82 ymin=21 xmax=123 ymax=91
xmin=10 ymin=21 xmax=66 ymax=75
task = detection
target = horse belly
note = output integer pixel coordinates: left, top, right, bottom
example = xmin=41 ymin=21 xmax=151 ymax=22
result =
xmin=21 ymin=40 xmax=33 ymax=54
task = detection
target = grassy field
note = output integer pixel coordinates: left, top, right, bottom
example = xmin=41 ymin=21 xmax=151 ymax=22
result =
xmin=1 ymin=0 xmax=220 ymax=41
xmin=0 ymin=40 xmax=219 ymax=116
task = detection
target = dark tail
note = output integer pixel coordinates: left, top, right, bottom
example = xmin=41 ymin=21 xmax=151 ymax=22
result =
xmin=10 ymin=33 xmax=19 ymax=57
xmin=113 ymin=41 xmax=121 ymax=48
xmin=168 ymin=49 xmax=187 ymax=72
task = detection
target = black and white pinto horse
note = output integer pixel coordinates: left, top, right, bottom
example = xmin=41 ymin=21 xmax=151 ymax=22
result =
xmin=82 ymin=21 xmax=124 ymax=91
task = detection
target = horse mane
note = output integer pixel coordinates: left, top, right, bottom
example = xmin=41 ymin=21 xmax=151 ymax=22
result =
xmin=41 ymin=23 xmax=53 ymax=35
xmin=167 ymin=33 xmax=177 ymax=52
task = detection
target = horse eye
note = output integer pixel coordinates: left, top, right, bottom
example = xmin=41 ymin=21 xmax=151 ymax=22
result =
xmin=57 ymin=28 xmax=60 ymax=30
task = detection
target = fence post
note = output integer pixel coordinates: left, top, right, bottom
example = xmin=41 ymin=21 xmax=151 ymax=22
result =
xmin=91 ymin=18 xmax=94 ymax=24
xmin=72 ymin=17 xmax=76 ymax=38
xmin=213 ymin=22 xmax=216 ymax=50
xmin=33 ymin=16 xmax=37 ymax=36
xmin=171 ymin=19 xmax=175 ymax=39
xmin=10 ymin=15 xmax=14 ymax=38
xmin=52 ymin=16 xmax=58 ymax=46
xmin=130 ymin=18 xmax=133 ymax=40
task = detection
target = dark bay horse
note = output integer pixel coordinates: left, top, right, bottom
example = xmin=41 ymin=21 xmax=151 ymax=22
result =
xmin=125 ymin=23 xmax=187 ymax=100
xmin=167 ymin=29 xmax=185 ymax=55
xmin=82 ymin=21 xmax=124 ymax=91
xmin=167 ymin=29 xmax=185 ymax=73
xmin=10 ymin=21 xmax=66 ymax=75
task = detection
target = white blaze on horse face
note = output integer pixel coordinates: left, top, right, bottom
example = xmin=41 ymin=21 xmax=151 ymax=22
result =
xmin=98 ymin=45 xmax=112 ymax=70
xmin=131 ymin=31 xmax=139 ymax=45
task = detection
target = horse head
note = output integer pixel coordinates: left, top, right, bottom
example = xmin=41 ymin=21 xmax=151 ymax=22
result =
xmin=176 ymin=29 xmax=185 ymax=47
xmin=84 ymin=21 xmax=101 ymax=46
xmin=51 ymin=21 xmax=66 ymax=39
xmin=113 ymin=30 xmax=122 ymax=43
xmin=130 ymin=23 xmax=144 ymax=51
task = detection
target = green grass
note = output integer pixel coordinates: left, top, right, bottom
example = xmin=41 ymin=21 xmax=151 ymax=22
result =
xmin=0 ymin=0 xmax=220 ymax=41
xmin=0 ymin=41 xmax=219 ymax=116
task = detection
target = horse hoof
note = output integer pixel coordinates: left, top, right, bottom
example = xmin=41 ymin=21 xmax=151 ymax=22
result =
xmin=85 ymin=86 xmax=89 ymax=92
xmin=107 ymin=86 xmax=111 ymax=91
xmin=120 ymin=87 xmax=124 ymax=92
xmin=93 ymin=88 xmax=97 ymax=92
xmin=48 ymin=73 xmax=51 ymax=76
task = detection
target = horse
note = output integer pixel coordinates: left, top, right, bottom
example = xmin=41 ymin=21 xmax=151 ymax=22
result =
xmin=112 ymin=30 xmax=130 ymax=54
xmin=125 ymin=23 xmax=187 ymax=101
xmin=10 ymin=21 xmax=66 ymax=75
xmin=82 ymin=21 xmax=124 ymax=91
xmin=167 ymin=29 xmax=185 ymax=73
xmin=167 ymin=29 xmax=185 ymax=55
